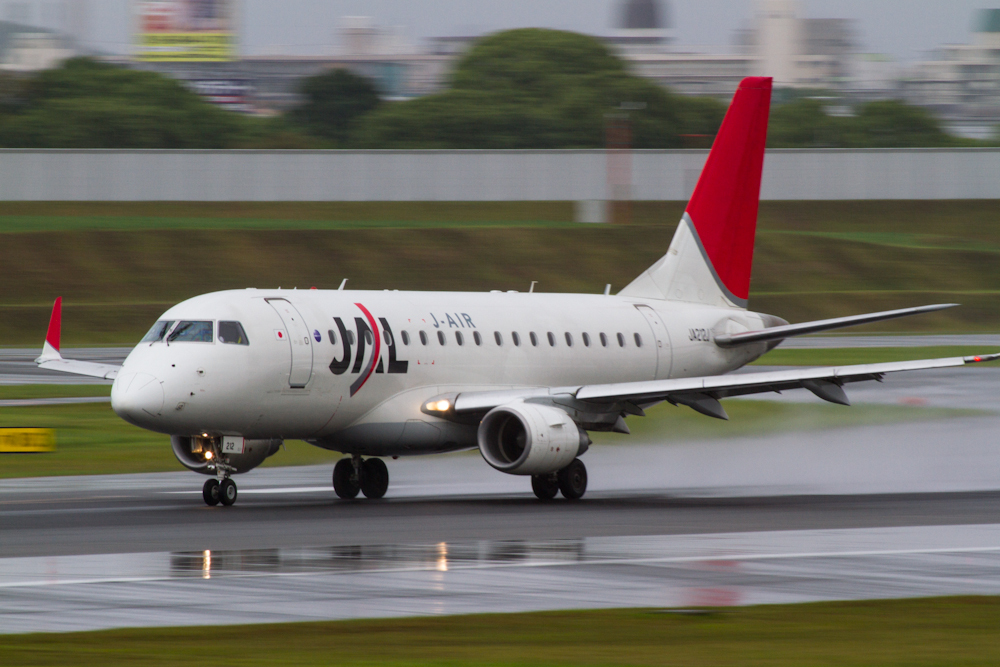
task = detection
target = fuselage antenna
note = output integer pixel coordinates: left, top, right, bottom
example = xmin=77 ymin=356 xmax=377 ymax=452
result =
xmin=604 ymin=284 xmax=612 ymax=296
xmin=529 ymin=281 xmax=537 ymax=293
xmin=338 ymin=279 xmax=348 ymax=291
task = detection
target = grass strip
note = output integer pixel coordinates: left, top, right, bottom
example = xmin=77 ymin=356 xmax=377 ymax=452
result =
xmin=752 ymin=346 xmax=1000 ymax=366
xmin=0 ymin=396 xmax=978 ymax=478
xmin=2 ymin=597 xmax=999 ymax=666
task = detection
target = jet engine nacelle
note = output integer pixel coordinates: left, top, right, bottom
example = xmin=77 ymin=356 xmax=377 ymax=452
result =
xmin=477 ymin=401 xmax=589 ymax=475
xmin=171 ymin=435 xmax=282 ymax=475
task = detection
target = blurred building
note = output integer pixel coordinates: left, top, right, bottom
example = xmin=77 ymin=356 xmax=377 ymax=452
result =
xmin=901 ymin=9 xmax=1000 ymax=131
xmin=0 ymin=19 xmax=75 ymax=72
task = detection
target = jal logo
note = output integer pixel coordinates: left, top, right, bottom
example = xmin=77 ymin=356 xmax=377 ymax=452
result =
xmin=329 ymin=303 xmax=408 ymax=396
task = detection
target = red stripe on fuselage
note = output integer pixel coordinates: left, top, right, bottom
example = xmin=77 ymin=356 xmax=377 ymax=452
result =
xmin=349 ymin=303 xmax=381 ymax=396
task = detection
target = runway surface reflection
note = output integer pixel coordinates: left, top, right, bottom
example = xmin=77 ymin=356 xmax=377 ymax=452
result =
xmin=3 ymin=524 xmax=1000 ymax=634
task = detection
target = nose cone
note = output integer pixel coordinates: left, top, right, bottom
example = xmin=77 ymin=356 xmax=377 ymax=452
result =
xmin=112 ymin=372 xmax=165 ymax=427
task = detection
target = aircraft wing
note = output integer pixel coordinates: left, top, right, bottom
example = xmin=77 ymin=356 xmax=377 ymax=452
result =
xmin=441 ymin=353 xmax=1000 ymax=422
xmin=34 ymin=297 xmax=122 ymax=381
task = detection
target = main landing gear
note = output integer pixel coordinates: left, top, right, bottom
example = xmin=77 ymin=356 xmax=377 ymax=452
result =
xmin=202 ymin=477 xmax=238 ymax=507
xmin=531 ymin=458 xmax=588 ymax=501
xmin=333 ymin=455 xmax=389 ymax=500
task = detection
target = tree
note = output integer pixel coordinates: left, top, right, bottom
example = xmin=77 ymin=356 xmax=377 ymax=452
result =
xmin=356 ymin=29 xmax=726 ymax=149
xmin=0 ymin=58 xmax=250 ymax=148
xmin=288 ymin=69 xmax=381 ymax=145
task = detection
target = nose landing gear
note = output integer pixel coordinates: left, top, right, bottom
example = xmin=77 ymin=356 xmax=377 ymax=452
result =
xmin=202 ymin=441 xmax=239 ymax=507
xmin=333 ymin=455 xmax=389 ymax=500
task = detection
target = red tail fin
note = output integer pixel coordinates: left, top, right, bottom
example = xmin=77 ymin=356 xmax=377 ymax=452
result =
xmin=686 ymin=77 xmax=772 ymax=303
xmin=45 ymin=297 xmax=62 ymax=352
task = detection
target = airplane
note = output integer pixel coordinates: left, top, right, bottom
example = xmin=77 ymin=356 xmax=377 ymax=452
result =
xmin=34 ymin=76 xmax=998 ymax=507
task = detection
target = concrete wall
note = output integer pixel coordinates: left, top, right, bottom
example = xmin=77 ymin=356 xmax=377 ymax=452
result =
xmin=1 ymin=148 xmax=999 ymax=201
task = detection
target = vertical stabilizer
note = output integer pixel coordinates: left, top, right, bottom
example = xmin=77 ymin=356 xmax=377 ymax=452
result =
xmin=620 ymin=77 xmax=772 ymax=308
xmin=39 ymin=297 xmax=63 ymax=361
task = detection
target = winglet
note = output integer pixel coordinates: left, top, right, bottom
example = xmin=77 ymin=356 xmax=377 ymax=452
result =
xmin=39 ymin=297 xmax=63 ymax=361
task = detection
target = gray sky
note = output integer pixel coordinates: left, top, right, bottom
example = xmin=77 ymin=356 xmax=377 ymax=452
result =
xmin=69 ymin=1 xmax=992 ymax=62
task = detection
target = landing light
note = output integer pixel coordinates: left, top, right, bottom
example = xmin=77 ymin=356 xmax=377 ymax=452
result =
xmin=204 ymin=451 xmax=214 ymax=461
xmin=425 ymin=399 xmax=451 ymax=413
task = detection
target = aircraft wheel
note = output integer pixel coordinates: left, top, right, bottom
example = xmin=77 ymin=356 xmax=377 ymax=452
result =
xmin=360 ymin=458 xmax=389 ymax=499
xmin=531 ymin=474 xmax=559 ymax=500
xmin=202 ymin=478 xmax=220 ymax=506
xmin=557 ymin=459 xmax=587 ymax=500
xmin=333 ymin=458 xmax=360 ymax=499
xmin=219 ymin=478 xmax=238 ymax=506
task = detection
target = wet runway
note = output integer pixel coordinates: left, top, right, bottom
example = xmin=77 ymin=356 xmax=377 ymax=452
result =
xmin=1 ymin=339 xmax=999 ymax=633
xmin=3 ymin=524 xmax=1000 ymax=634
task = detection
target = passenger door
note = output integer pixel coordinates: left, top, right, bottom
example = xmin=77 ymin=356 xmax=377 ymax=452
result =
xmin=266 ymin=298 xmax=314 ymax=388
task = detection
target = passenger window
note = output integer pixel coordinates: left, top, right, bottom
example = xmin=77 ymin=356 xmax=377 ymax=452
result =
xmin=600 ymin=333 xmax=608 ymax=347
xmin=495 ymin=331 xmax=503 ymax=346
xmin=456 ymin=331 xmax=464 ymax=346
xmin=419 ymin=331 xmax=428 ymax=345
xmin=383 ymin=329 xmax=394 ymax=346
xmin=634 ymin=333 xmax=643 ymax=347
xmin=474 ymin=331 xmax=483 ymax=346
xmin=530 ymin=332 xmax=538 ymax=347
xmin=437 ymin=331 xmax=446 ymax=345
xmin=328 ymin=329 xmax=338 ymax=345
xmin=218 ymin=321 xmax=249 ymax=345
xmin=547 ymin=332 xmax=556 ymax=346
xmin=564 ymin=332 xmax=573 ymax=347
xmin=141 ymin=320 xmax=175 ymax=343
xmin=168 ymin=321 xmax=213 ymax=343
xmin=348 ymin=331 xmax=356 ymax=345
xmin=401 ymin=330 xmax=410 ymax=346
xmin=364 ymin=330 xmax=374 ymax=345
xmin=617 ymin=333 xmax=625 ymax=347
xmin=512 ymin=332 xmax=521 ymax=347
xmin=582 ymin=332 xmax=591 ymax=347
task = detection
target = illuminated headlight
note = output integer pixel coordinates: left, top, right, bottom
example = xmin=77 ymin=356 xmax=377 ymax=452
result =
xmin=204 ymin=451 xmax=214 ymax=461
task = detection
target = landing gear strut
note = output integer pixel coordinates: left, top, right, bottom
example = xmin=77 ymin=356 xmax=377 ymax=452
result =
xmin=333 ymin=456 xmax=389 ymax=499
xmin=531 ymin=459 xmax=587 ymax=500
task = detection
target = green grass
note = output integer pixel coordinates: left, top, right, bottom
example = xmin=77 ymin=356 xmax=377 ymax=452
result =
xmin=0 ymin=387 xmax=980 ymax=478
xmin=3 ymin=597 xmax=1000 ymax=666
xmin=752 ymin=345 xmax=1000 ymax=366
xmin=0 ymin=200 xmax=999 ymax=344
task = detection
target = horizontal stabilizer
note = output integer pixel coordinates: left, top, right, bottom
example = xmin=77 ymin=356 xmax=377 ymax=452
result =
xmin=714 ymin=304 xmax=958 ymax=348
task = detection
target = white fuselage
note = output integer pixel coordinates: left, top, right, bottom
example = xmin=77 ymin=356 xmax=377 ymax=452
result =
xmin=110 ymin=288 xmax=771 ymax=455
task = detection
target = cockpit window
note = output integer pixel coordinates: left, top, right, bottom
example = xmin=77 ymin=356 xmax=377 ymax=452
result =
xmin=218 ymin=321 xmax=249 ymax=345
xmin=141 ymin=320 xmax=175 ymax=343
xmin=168 ymin=321 xmax=214 ymax=343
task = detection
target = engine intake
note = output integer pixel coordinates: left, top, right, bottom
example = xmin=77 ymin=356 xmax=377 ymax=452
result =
xmin=478 ymin=401 xmax=589 ymax=475
xmin=171 ymin=435 xmax=282 ymax=475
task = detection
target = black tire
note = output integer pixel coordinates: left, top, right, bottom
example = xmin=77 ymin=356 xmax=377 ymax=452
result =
xmin=557 ymin=459 xmax=587 ymax=500
xmin=360 ymin=458 xmax=389 ymax=499
xmin=202 ymin=478 xmax=220 ymax=506
xmin=333 ymin=458 xmax=360 ymax=499
xmin=219 ymin=478 xmax=238 ymax=506
xmin=531 ymin=474 xmax=559 ymax=500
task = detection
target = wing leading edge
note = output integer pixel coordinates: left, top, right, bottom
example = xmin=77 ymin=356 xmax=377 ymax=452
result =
xmin=35 ymin=298 xmax=121 ymax=380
